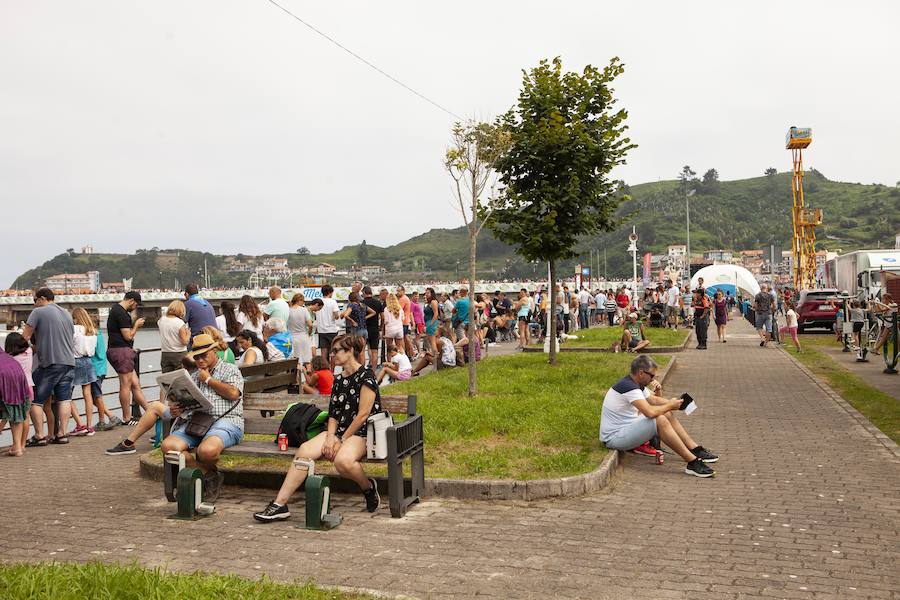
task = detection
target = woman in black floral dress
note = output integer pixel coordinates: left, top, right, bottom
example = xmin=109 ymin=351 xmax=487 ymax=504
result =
xmin=254 ymin=334 xmax=383 ymax=522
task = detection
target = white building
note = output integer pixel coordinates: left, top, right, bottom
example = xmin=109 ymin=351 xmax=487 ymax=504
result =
xmin=45 ymin=271 xmax=101 ymax=293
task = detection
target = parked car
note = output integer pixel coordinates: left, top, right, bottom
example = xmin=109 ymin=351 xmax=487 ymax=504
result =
xmin=796 ymin=288 xmax=840 ymax=332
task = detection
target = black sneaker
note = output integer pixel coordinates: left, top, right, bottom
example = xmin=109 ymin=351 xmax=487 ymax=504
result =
xmin=253 ymin=501 xmax=291 ymax=522
xmin=691 ymin=445 xmax=719 ymax=463
xmin=202 ymin=470 xmax=224 ymax=503
xmin=363 ymin=477 xmax=380 ymax=513
xmin=685 ymin=458 xmax=715 ymax=478
xmin=105 ymin=440 xmax=136 ymax=455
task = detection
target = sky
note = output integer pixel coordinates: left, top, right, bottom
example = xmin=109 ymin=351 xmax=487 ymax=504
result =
xmin=2 ymin=1 xmax=898 ymax=287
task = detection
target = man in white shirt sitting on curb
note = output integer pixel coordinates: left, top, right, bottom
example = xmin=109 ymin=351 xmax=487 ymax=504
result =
xmin=600 ymin=355 xmax=718 ymax=478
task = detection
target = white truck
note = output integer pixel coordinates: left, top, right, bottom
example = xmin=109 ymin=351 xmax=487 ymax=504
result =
xmin=825 ymin=250 xmax=900 ymax=301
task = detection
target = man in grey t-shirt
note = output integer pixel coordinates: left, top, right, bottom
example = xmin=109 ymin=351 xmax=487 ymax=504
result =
xmin=23 ymin=287 xmax=75 ymax=443
xmin=753 ymin=284 xmax=774 ymax=347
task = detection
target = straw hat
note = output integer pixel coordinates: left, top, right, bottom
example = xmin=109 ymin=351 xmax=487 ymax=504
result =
xmin=186 ymin=333 xmax=218 ymax=358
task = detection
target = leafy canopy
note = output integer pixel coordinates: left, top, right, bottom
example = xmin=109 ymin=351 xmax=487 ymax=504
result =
xmin=486 ymin=57 xmax=635 ymax=262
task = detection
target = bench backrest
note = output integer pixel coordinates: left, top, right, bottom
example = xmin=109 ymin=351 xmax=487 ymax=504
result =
xmin=240 ymin=358 xmax=299 ymax=394
xmin=242 ymin=392 xmax=417 ymax=436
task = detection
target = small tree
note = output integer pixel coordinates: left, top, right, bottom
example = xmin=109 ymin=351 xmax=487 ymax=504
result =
xmin=445 ymin=120 xmax=508 ymax=396
xmin=765 ymin=167 xmax=777 ymax=177
xmin=487 ymin=57 xmax=635 ymax=365
xmin=296 ymin=247 xmax=310 ymax=256
xmin=700 ymin=168 xmax=720 ymax=194
xmin=357 ymin=240 xmax=369 ymax=263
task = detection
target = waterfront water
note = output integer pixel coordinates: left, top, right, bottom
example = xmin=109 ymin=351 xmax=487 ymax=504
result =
xmin=0 ymin=328 xmax=163 ymax=446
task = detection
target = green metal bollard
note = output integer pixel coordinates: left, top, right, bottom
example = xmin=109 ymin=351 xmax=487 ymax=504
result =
xmin=292 ymin=458 xmax=342 ymax=530
xmin=165 ymin=451 xmax=215 ymax=520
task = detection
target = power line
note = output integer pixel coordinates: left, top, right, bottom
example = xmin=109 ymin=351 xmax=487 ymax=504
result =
xmin=264 ymin=0 xmax=463 ymax=121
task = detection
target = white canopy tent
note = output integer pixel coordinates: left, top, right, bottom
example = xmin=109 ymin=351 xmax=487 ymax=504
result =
xmin=690 ymin=265 xmax=761 ymax=299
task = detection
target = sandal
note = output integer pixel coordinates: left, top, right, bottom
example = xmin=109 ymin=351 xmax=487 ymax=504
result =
xmin=3 ymin=449 xmax=24 ymax=457
xmin=25 ymin=436 xmax=48 ymax=447
xmin=51 ymin=436 xmax=69 ymax=444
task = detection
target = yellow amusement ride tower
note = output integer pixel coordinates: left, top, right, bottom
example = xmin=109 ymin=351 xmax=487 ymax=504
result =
xmin=786 ymin=126 xmax=822 ymax=290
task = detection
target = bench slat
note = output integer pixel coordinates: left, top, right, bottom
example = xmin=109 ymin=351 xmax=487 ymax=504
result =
xmin=243 ymin=373 xmax=295 ymax=394
xmin=226 ymin=439 xmax=383 ymax=462
xmin=242 ymin=392 xmax=413 ymax=415
xmin=244 ymin=417 xmax=281 ymax=435
xmin=239 ymin=358 xmax=298 ymax=378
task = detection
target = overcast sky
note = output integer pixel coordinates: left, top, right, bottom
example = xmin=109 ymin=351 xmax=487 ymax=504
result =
xmin=2 ymin=1 xmax=898 ymax=287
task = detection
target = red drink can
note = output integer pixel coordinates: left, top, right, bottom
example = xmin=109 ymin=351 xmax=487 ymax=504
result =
xmin=278 ymin=434 xmax=288 ymax=452
xmin=655 ymin=451 xmax=664 ymax=465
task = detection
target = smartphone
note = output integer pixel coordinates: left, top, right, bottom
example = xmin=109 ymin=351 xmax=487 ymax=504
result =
xmin=679 ymin=393 xmax=694 ymax=411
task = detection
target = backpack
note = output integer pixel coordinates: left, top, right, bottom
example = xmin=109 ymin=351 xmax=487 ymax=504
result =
xmin=275 ymin=402 xmax=327 ymax=448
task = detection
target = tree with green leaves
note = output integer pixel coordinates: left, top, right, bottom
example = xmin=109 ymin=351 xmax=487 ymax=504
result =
xmin=357 ymin=240 xmax=369 ymax=263
xmin=296 ymin=247 xmax=310 ymax=256
xmin=486 ymin=57 xmax=635 ymax=365
xmin=765 ymin=167 xmax=777 ymax=177
xmin=700 ymin=168 xmax=720 ymax=194
xmin=445 ymin=120 xmax=509 ymax=395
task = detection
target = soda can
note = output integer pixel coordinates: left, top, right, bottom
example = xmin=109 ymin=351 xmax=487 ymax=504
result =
xmin=655 ymin=451 xmax=664 ymax=465
xmin=278 ymin=434 xmax=288 ymax=452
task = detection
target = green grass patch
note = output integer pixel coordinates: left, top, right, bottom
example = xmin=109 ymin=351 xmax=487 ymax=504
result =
xmin=560 ymin=326 xmax=689 ymax=349
xmin=386 ymin=351 xmax=670 ymax=479
xmin=790 ymin=335 xmax=900 ymax=444
xmin=0 ymin=562 xmax=372 ymax=600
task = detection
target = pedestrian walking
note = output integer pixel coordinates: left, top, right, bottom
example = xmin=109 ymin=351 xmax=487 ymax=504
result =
xmin=692 ymin=288 xmax=710 ymax=350
xmin=713 ymin=290 xmax=728 ymax=343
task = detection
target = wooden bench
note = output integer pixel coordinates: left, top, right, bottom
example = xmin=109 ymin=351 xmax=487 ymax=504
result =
xmin=240 ymin=358 xmax=299 ymax=394
xmin=225 ymin=392 xmax=424 ymax=518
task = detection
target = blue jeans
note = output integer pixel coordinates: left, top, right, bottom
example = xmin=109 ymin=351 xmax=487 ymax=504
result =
xmin=169 ymin=419 xmax=243 ymax=449
xmin=33 ymin=364 xmax=75 ymax=405
xmin=579 ymin=307 xmax=590 ymax=329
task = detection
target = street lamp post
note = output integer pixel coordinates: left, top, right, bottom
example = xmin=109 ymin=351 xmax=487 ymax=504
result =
xmin=628 ymin=227 xmax=638 ymax=309
xmin=685 ymin=188 xmax=696 ymax=286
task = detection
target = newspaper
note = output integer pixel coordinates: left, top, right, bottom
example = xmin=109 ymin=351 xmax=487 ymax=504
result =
xmin=156 ymin=369 xmax=213 ymax=413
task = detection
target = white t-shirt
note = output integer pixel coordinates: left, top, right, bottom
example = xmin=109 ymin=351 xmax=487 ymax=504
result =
xmin=315 ymin=297 xmax=340 ymax=334
xmin=439 ymin=337 xmax=456 ymax=366
xmin=600 ymin=375 xmax=651 ymax=442
xmin=215 ymin=314 xmax=235 ymax=342
xmin=578 ymin=290 xmax=591 ymax=306
xmin=237 ymin=311 xmax=264 ymax=337
xmin=73 ymin=324 xmax=97 ymax=358
xmin=786 ymin=309 xmax=798 ymax=329
xmin=392 ymin=352 xmax=412 ymax=372
xmin=666 ymin=287 xmax=680 ymax=307
xmin=159 ymin=316 xmax=187 ymax=353
xmin=595 ymin=293 xmax=607 ymax=308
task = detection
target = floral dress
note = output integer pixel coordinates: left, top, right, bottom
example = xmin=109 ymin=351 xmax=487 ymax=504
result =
xmin=328 ymin=367 xmax=381 ymax=439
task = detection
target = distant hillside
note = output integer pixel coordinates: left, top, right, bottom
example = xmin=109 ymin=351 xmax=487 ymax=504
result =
xmin=11 ymin=171 xmax=899 ymax=289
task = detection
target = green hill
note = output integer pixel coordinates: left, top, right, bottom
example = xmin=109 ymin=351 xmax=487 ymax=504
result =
xmin=11 ymin=171 xmax=899 ymax=289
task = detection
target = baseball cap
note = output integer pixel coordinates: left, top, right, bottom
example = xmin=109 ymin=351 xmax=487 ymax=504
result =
xmin=124 ymin=291 xmax=142 ymax=305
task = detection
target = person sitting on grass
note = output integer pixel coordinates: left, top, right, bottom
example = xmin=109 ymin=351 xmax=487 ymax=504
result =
xmin=411 ymin=325 xmax=467 ymax=375
xmin=600 ymin=355 xmax=718 ymax=478
xmin=301 ymin=356 xmax=333 ymax=395
xmin=253 ymin=334 xmax=382 ymax=521
xmin=376 ymin=346 xmax=412 ymax=384
xmin=613 ymin=312 xmax=650 ymax=353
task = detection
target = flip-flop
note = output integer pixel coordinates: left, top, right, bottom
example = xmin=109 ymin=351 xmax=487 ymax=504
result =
xmin=3 ymin=449 xmax=24 ymax=457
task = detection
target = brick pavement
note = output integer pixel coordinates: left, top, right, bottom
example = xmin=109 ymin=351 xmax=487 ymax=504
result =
xmin=1 ymin=317 xmax=898 ymax=599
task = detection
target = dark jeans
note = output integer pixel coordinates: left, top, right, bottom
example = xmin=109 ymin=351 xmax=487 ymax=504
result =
xmin=695 ymin=314 xmax=709 ymax=347
xmin=607 ymin=311 xmax=616 ymax=326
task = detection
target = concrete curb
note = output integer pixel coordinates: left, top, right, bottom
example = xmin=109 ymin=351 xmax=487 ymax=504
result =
xmin=523 ymin=329 xmax=692 ymax=354
xmin=779 ymin=346 xmax=900 ymax=461
xmin=140 ymin=355 xmax=680 ymax=500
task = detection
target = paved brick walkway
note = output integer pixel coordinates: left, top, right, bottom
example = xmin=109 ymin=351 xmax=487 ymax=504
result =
xmin=1 ymin=317 xmax=898 ymax=599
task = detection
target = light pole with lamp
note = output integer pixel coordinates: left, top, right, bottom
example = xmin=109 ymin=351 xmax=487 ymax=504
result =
xmin=685 ymin=188 xmax=697 ymax=286
xmin=628 ymin=226 xmax=638 ymax=310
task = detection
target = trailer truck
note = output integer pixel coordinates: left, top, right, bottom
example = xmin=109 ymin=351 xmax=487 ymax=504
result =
xmin=824 ymin=250 xmax=900 ymax=301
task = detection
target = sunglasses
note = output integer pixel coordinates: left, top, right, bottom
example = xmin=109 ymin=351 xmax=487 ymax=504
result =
xmin=329 ymin=347 xmax=349 ymax=356
xmin=641 ymin=370 xmax=658 ymax=378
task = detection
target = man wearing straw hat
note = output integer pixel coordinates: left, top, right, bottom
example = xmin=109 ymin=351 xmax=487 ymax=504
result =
xmin=158 ymin=333 xmax=244 ymax=502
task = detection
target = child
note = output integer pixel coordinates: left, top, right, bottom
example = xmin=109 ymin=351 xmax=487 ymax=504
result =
xmin=2 ymin=332 xmax=34 ymax=455
xmin=301 ymin=355 xmax=333 ymax=395
xmin=377 ymin=346 xmax=412 ymax=384
xmin=780 ymin=301 xmax=802 ymax=352
xmin=69 ymin=307 xmax=98 ymax=436
xmin=91 ymin=325 xmax=120 ymax=430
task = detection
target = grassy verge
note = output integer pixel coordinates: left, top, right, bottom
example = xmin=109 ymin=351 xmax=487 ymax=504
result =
xmin=789 ymin=335 xmax=900 ymax=444
xmin=386 ymin=351 xmax=669 ymax=480
xmin=560 ymin=326 xmax=690 ymax=349
xmin=0 ymin=562 xmax=372 ymax=600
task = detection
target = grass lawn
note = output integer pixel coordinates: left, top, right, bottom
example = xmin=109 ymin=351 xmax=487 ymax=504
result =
xmin=0 ymin=562 xmax=372 ymax=600
xmin=789 ymin=335 xmax=900 ymax=444
xmin=385 ymin=351 xmax=669 ymax=480
xmin=559 ymin=326 xmax=690 ymax=349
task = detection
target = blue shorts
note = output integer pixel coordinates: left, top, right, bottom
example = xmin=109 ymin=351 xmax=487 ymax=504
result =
xmin=755 ymin=314 xmax=773 ymax=331
xmin=169 ymin=419 xmax=243 ymax=450
xmin=601 ymin=416 xmax=658 ymax=451
xmin=33 ymin=364 xmax=75 ymax=405
xmin=73 ymin=356 xmax=97 ymax=387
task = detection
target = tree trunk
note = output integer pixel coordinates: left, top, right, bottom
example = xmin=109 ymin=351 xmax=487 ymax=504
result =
xmin=549 ymin=258 xmax=558 ymax=365
xmin=467 ymin=227 xmax=478 ymax=397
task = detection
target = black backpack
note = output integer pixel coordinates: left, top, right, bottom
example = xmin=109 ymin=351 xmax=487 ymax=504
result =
xmin=275 ymin=402 xmax=324 ymax=448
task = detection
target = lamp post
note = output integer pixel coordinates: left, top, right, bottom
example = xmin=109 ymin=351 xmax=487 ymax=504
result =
xmin=628 ymin=227 xmax=638 ymax=309
xmin=685 ymin=188 xmax=696 ymax=285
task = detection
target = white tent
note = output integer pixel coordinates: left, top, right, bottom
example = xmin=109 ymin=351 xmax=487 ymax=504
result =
xmin=691 ymin=265 xmax=760 ymax=298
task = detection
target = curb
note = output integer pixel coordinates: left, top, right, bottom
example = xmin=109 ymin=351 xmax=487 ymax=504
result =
xmin=139 ymin=355 xmax=679 ymax=501
xmin=779 ymin=346 xmax=900 ymax=461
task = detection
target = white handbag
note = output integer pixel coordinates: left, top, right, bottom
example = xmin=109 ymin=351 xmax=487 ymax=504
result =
xmin=366 ymin=411 xmax=392 ymax=459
